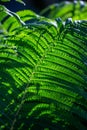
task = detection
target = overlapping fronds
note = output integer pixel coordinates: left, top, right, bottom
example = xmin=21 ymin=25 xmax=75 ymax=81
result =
xmin=40 ymin=1 xmax=87 ymax=20
xmin=0 ymin=1 xmax=87 ymax=130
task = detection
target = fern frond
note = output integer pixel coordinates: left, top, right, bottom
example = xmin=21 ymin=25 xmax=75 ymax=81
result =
xmin=40 ymin=1 xmax=87 ymax=21
xmin=0 ymin=3 xmax=87 ymax=130
xmin=0 ymin=5 xmax=37 ymax=34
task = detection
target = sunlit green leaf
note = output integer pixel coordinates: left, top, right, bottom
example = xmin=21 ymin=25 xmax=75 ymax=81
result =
xmin=40 ymin=1 xmax=87 ymax=20
xmin=0 ymin=1 xmax=87 ymax=130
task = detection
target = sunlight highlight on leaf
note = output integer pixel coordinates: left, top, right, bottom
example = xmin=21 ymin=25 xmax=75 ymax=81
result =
xmin=16 ymin=0 xmax=26 ymax=6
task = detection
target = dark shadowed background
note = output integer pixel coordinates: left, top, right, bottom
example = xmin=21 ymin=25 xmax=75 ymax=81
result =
xmin=0 ymin=0 xmax=74 ymax=13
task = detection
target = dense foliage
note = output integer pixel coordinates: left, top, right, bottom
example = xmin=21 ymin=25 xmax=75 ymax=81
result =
xmin=0 ymin=1 xmax=87 ymax=130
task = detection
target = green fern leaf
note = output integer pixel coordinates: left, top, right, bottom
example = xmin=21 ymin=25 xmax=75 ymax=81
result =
xmin=0 ymin=4 xmax=87 ymax=130
xmin=40 ymin=1 xmax=87 ymax=20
